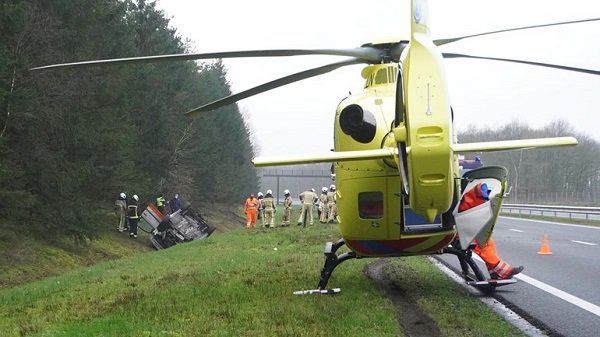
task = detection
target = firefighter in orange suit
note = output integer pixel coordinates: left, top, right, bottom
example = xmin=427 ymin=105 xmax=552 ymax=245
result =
xmin=244 ymin=193 xmax=258 ymax=228
xmin=458 ymin=182 xmax=524 ymax=279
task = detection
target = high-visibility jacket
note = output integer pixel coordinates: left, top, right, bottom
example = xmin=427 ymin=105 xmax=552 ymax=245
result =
xmin=326 ymin=191 xmax=336 ymax=204
xmin=458 ymin=182 xmax=489 ymax=212
xmin=156 ymin=196 xmax=165 ymax=207
xmin=127 ymin=204 xmax=139 ymax=219
xmin=299 ymin=190 xmax=318 ymax=205
xmin=244 ymin=197 xmax=258 ymax=212
xmin=115 ymin=199 xmax=127 ymax=213
xmin=263 ymin=196 xmax=276 ymax=211
xmin=283 ymin=196 xmax=292 ymax=208
xmin=319 ymin=193 xmax=328 ymax=207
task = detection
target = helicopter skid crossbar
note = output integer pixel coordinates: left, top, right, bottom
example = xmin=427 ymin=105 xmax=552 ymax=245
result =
xmin=293 ymin=288 xmax=342 ymax=295
xmin=316 ymin=239 xmax=357 ymax=291
xmin=466 ymin=278 xmax=517 ymax=289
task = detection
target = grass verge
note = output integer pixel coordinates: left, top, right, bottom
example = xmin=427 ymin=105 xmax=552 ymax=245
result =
xmin=0 ymin=221 xmax=527 ymax=337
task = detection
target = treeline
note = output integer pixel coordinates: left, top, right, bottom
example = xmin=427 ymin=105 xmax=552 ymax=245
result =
xmin=0 ymin=0 xmax=258 ymax=240
xmin=457 ymin=120 xmax=600 ymax=199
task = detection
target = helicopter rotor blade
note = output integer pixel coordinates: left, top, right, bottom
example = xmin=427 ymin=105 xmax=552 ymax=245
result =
xmin=433 ymin=18 xmax=600 ymax=46
xmin=442 ymin=52 xmax=600 ymax=76
xmin=30 ymin=48 xmax=383 ymax=71
xmin=185 ymin=58 xmax=366 ymax=117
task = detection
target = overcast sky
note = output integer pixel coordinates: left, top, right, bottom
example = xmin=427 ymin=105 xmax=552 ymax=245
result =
xmin=154 ymin=0 xmax=600 ymax=158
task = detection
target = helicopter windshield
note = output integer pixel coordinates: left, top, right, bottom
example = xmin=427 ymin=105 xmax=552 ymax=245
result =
xmin=364 ymin=65 xmax=398 ymax=88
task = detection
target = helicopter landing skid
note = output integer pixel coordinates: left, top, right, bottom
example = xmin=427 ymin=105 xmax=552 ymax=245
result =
xmin=443 ymin=243 xmax=517 ymax=294
xmin=293 ymin=288 xmax=342 ymax=295
xmin=316 ymin=239 xmax=357 ymax=291
xmin=466 ymin=278 xmax=517 ymax=289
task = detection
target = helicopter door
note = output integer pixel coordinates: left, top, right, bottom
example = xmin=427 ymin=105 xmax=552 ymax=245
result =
xmin=453 ymin=166 xmax=508 ymax=249
xmin=383 ymin=174 xmax=445 ymax=239
xmin=385 ymin=175 xmax=403 ymax=239
xmin=402 ymin=206 xmax=442 ymax=235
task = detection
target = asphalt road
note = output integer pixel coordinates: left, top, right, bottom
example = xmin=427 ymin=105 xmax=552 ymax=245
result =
xmin=435 ymin=216 xmax=600 ymax=337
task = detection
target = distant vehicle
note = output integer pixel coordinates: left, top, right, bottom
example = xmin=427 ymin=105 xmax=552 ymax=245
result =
xmin=458 ymin=155 xmax=484 ymax=176
xmin=139 ymin=203 xmax=217 ymax=250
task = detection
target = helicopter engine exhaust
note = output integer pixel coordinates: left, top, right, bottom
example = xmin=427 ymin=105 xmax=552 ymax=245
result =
xmin=339 ymin=104 xmax=376 ymax=144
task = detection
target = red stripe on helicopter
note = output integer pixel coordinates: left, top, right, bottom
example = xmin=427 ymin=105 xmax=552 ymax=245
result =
xmin=346 ymin=234 xmax=454 ymax=256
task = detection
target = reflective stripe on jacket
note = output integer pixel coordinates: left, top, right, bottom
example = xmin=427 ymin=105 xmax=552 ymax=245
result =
xmin=127 ymin=204 xmax=139 ymax=218
xmin=458 ymin=182 xmax=489 ymax=212
xmin=263 ymin=197 xmax=276 ymax=211
xmin=245 ymin=197 xmax=258 ymax=212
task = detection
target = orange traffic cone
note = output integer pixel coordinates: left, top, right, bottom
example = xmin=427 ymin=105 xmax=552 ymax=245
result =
xmin=538 ymin=234 xmax=553 ymax=255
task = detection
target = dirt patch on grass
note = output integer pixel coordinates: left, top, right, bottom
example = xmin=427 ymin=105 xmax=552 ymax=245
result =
xmin=365 ymin=259 xmax=442 ymax=337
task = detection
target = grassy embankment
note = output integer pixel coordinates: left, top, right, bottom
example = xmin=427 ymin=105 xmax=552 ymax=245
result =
xmin=0 ymin=205 xmax=528 ymax=337
xmin=0 ymin=203 xmax=242 ymax=289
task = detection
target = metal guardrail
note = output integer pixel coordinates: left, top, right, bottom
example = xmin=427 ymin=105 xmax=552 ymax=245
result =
xmin=501 ymin=203 xmax=600 ymax=222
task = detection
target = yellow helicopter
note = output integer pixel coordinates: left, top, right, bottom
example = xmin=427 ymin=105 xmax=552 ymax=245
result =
xmin=32 ymin=0 xmax=599 ymax=292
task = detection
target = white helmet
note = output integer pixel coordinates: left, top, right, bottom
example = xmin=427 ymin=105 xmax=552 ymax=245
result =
xmin=322 ymin=187 xmax=328 ymax=193
xmin=120 ymin=192 xmax=126 ymax=199
xmin=330 ymin=184 xmax=336 ymax=191
xmin=284 ymin=189 xmax=290 ymax=195
xmin=267 ymin=189 xmax=272 ymax=195
xmin=133 ymin=195 xmax=139 ymax=201
xmin=311 ymin=188 xmax=315 ymax=193
xmin=257 ymin=192 xmax=263 ymax=197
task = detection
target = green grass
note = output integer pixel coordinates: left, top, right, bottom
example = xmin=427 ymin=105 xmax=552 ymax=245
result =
xmin=0 ymin=221 xmax=154 ymax=289
xmin=382 ymin=258 xmax=525 ymax=337
xmin=0 ymin=221 xmax=527 ymax=337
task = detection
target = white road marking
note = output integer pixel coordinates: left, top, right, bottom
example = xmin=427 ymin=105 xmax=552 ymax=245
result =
xmin=509 ymin=229 xmax=524 ymax=232
xmin=429 ymin=257 xmax=547 ymax=337
xmin=515 ymin=274 xmax=600 ymax=317
xmin=500 ymin=216 xmax=600 ymax=230
xmin=471 ymin=255 xmax=600 ymax=317
xmin=571 ymin=240 xmax=597 ymax=246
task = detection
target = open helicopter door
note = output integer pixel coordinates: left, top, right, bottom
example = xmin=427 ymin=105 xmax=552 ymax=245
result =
xmin=453 ymin=166 xmax=508 ymax=249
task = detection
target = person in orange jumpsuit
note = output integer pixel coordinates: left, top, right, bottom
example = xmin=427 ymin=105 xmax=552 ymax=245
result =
xmin=459 ymin=182 xmax=524 ymax=280
xmin=474 ymin=238 xmax=523 ymax=279
xmin=244 ymin=193 xmax=259 ymax=228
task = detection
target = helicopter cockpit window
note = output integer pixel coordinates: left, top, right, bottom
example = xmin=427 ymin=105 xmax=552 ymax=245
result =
xmin=387 ymin=66 xmax=396 ymax=83
xmin=364 ymin=74 xmax=373 ymax=89
xmin=374 ymin=68 xmax=388 ymax=85
xmin=358 ymin=192 xmax=383 ymax=219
